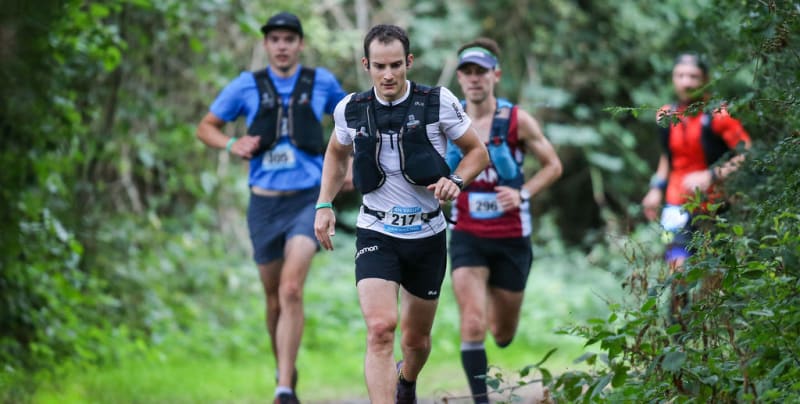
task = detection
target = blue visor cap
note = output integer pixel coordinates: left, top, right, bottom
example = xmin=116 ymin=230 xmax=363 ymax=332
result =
xmin=457 ymin=47 xmax=498 ymax=69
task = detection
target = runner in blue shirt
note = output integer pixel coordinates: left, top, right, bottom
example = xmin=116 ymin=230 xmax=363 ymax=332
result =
xmin=196 ymin=12 xmax=346 ymax=404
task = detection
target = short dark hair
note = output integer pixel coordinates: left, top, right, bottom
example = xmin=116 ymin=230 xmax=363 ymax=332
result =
xmin=457 ymin=37 xmax=501 ymax=60
xmin=363 ymin=24 xmax=410 ymax=61
xmin=674 ymin=52 xmax=709 ymax=76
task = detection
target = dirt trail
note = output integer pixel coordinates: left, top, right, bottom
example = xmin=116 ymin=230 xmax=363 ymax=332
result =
xmin=308 ymin=379 xmax=552 ymax=403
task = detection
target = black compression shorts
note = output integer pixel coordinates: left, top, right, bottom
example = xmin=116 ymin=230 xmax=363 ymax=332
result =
xmin=354 ymin=227 xmax=447 ymax=300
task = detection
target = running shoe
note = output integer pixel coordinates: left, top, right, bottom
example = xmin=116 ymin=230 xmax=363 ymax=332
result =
xmin=273 ymin=392 xmax=300 ymax=404
xmin=395 ymin=360 xmax=417 ymax=404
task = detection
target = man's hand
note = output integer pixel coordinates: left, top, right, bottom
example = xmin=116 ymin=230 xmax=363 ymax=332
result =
xmin=229 ymin=135 xmax=261 ymax=159
xmin=494 ymin=185 xmax=524 ymax=211
xmin=314 ymin=208 xmax=337 ymax=251
xmin=642 ymin=188 xmax=663 ymax=221
xmin=427 ymin=176 xmax=461 ymax=202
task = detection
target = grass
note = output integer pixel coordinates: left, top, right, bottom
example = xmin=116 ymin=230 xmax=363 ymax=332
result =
xmin=31 ymin=223 xmax=624 ymax=403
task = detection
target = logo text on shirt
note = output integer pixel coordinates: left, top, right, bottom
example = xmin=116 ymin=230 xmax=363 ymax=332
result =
xmin=452 ymin=102 xmax=464 ymax=122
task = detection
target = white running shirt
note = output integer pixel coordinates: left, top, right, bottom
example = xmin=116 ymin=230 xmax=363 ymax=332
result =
xmin=333 ymin=81 xmax=471 ymax=239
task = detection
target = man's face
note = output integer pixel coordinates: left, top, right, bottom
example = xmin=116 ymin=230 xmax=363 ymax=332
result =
xmin=362 ymin=39 xmax=411 ymax=102
xmin=672 ymin=62 xmax=706 ymax=103
xmin=456 ymin=63 xmax=499 ymax=104
xmin=264 ymin=29 xmax=303 ymax=74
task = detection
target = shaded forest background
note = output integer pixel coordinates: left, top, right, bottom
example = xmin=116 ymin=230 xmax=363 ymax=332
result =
xmin=1 ymin=0 xmax=798 ymax=402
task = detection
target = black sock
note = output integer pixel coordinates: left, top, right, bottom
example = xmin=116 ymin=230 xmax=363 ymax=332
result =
xmin=398 ymin=366 xmax=415 ymax=386
xmin=461 ymin=342 xmax=489 ymax=404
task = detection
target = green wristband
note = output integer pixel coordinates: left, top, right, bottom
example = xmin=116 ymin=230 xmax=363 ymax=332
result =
xmin=315 ymin=202 xmax=333 ymax=210
xmin=225 ymin=137 xmax=237 ymax=153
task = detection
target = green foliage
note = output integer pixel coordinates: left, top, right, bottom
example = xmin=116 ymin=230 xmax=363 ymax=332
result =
xmin=1 ymin=0 xmax=127 ymax=382
xmin=547 ymin=137 xmax=800 ymax=402
xmin=1 ymin=0 xmax=247 ymax=397
xmin=481 ymin=348 xmax=557 ymax=403
xmin=542 ymin=1 xmax=800 ymax=400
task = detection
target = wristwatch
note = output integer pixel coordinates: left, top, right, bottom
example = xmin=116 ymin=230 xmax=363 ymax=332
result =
xmin=519 ymin=188 xmax=531 ymax=201
xmin=448 ymin=174 xmax=464 ymax=190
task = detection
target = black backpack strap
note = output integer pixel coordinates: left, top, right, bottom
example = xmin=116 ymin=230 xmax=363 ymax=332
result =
xmin=249 ymin=69 xmax=281 ymax=151
xmin=345 ymin=89 xmax=378 ymax=137
xmin=406 ymin=82 xmax=430 ymax=128
xmin=700 ymin=112 xmax=731 ymax=166
xmin=399 ymin=83 xmax=450 ymax=186
xmin=348 ymin=89 xmax=386 ymax=193
xmin=408 ymin=82 xmax=443 ymax=126
xmin=253 ymin=68 xmax=279 ymax=110
xmin=292 ymin=67 xmax=316 ymax=105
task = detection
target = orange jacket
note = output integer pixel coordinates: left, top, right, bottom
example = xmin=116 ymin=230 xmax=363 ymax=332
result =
xmin=658 ymin=104 xmax=751 ymax=206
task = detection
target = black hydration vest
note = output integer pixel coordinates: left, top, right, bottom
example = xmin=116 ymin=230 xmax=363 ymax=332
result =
xmin=248 ymin=67 xmax=324 ymax=155
xmin=345 ymin=82 xmax=451 ymax=194
xmin=659 ymin=104 xmax=731 ymax=167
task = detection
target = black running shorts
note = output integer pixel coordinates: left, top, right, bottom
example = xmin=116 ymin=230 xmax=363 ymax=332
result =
xmin=354 ymin=227 xmax=447 ymax=300
xmin=449 ymin=230 xmax=533 ymax=292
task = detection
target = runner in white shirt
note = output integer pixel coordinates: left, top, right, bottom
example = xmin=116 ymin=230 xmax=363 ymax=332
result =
xmin=314 ymin=24 xmax=488 ymax=404
xmin=331 ymin=81 xmax=470 ymax=238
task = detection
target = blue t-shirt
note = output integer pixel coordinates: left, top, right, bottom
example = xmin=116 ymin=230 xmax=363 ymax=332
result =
xmin=210 ymin=65 xmax=346 ymax=190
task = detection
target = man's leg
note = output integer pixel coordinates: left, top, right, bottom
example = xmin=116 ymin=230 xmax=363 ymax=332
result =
xmin=487 ymin=287 xmax=525 ymax=347
xmin=273 ymin=235 xmax=315 ymax=389
xmin=666 ymin=242 xmax=690 ymax=333
xmin=398 ymin=286 xmax=439 ymax=381
xmin=258 ymin=260 xmax=284 ymax=365
xmin=357 ymin=278 xmax=400 ymax=403
xmin=452 ymin=266 xmax=491 ymax=404
xmin=486 ymin=237 xmax=531 ymax=348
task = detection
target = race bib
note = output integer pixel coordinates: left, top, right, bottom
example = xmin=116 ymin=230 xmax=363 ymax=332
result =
xmin=381 ymin=206 xmax=423 ymax=234
xmin=468 ymin=192 xmax=503 ymax=219
xmin=261 ymin=143 xmax=297 ymax=171
xmin=660 ymin=205 xmax=690 ymax=233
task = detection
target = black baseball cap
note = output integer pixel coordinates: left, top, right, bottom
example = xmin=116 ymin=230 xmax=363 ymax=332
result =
xmin=260 ymin=12 xmax=303 ymax=37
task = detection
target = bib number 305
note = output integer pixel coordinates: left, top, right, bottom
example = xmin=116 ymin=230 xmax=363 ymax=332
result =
xmin=262 ymin=143 xmax=297 ymax=171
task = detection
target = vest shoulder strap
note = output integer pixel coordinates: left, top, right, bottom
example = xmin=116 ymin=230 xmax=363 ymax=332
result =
xmin=253 ymin=67 xmax=316 ymax=108
xmin=352 ymin=89 xmax=373 ymax=103
xmin=407 ymin=82 xmax=431 ymax=126
xmin=344 ymin=89 xmax=377 ymax=137
xmin=292 ymin=67 xmax=316 ymax=103
xmin=252 ymin=68 xmax=278 ymax=110
xmin=700 ymin=111 xmax=731 ymax=165
xmin=489 ymin=101 xmax=515 ymax=144
xmin=412 ymin=82 xmax=433 ymax=94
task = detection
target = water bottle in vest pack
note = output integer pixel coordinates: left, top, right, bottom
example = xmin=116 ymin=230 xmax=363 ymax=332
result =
xmin=488 ymin=139 xmax=517 ymax=180
xmin=488 ymin=100 xmax=519 ymax=180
